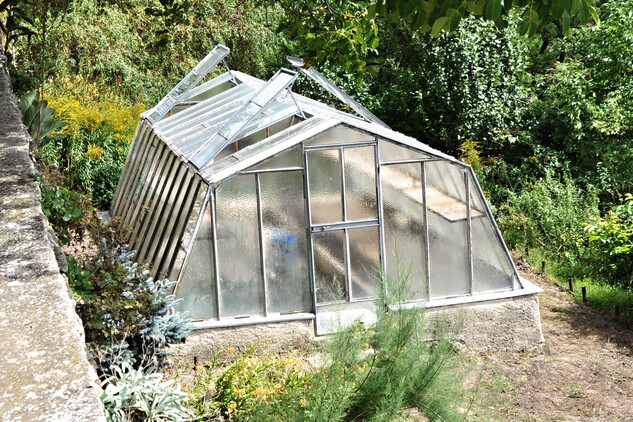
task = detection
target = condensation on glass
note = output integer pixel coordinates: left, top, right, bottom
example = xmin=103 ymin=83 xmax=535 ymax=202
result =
xmin=426 ymin=160 xmax=470 ymax=299
xmin=175 ymin=207 xmax=217 ymax=319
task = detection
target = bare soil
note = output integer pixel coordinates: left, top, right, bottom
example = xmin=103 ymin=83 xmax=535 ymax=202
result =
xmin=470 ymin=268 xmax=633 ymax=422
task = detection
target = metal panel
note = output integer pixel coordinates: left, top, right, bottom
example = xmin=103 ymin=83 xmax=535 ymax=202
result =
xmin=126 ymin=142 xmax=170 ymax=244
xmin=158 ymin=83 xmax=257 ymax=138
xmin=190 ymin=69 xmax=300 ymax=169
xmin=151 ymin=168 xmax=197 ymax=271
xmin=130 ymin=148 xmax=177 ymax=252
xmin=137 ymin=154 xmax=183 ymax=262
xmin=143 ymin=44 xmax=230 ymax=123
xmin=111 ymin=120 xmax=147 ymax=216
xmin=112 ymin=122 xmax=152 ymax=219
xmin=121 ymin=135 xmax=163 ymax=231
xmin=162 ymin=177 xmax=205 ymax=280
xmin=145 ymin=163 xmax=188 ymax=267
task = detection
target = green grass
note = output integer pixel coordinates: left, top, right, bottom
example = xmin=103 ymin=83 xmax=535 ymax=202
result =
xmin=522 ymin=247 xmax=633 ymax=326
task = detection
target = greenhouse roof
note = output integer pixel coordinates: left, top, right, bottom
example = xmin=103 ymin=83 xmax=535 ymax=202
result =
xmin=141 ymin=45 xmax=462 ymax=185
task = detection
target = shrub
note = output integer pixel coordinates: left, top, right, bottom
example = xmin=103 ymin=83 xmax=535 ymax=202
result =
xmin=583 ymin=194 xmax=633 ymax=287
xmin=101 ymin=362 xmax=191 ymax=422
xmin=187 ymin=267 xmax=464 ymax=421
xmin=67 ymin=241 xmax=192 ymax=372
xmin=38 ymin=176 xmax=92 ymax=244
xmin=498 ymin=168 xmax=599 ymax=264
xmin=40 ymin=95 xmax=143 ymax=208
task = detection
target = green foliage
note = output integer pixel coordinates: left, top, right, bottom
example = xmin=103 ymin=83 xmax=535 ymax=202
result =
xmin=583 ymin=194 xmax=633 ymax=287
xmin=18 ymin=89 xmax=66 ymax=147
xmin=101 ymin=362 xmax=191 ymax=422
xmin=498 ymin=168 xmax=598 ymax=262
xmin=13 ymin=0 xmax=289 ymax=105
xmin=187 ymin=269 xmax=465 ymax=421
xmin=265 ymin=0 xmax=598 ymax=74
xmin=38 ymin=95 xmax=142 ymax=208
xmin=38 ymin=176 xmax=89 ymax=244
xmin=0 ymin=0 xmax=35 ymax=64
xmin=572 ymin=279 xmax=633 ymax=326
xmin=68 ymin=242 xmax=192 ymax=371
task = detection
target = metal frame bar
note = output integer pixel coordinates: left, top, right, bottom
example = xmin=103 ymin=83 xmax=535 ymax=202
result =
xmin=466 ymin=171 xmax=473 ymax=295
xmin=238 ymin=166 xmax=303 ymax=175
xmin=255 ymin=173 xmax=269 ymax=317
xmin=344 ymin=228 xmax=352 ymax=302
xmin=422 ymin=162 xmax=431 ymax=299
xmin=303 ymin=140 xmax=375 ymax=151
xmin=302 ymin=143 xmax=319 ymax=335
xmin=374 ymin=139 xmax=387 ymax=299
xmin=380 ymin=158 xmax=441 ymax=166
xmin=210 ymin=188 xmax=222 ymax=320
xmin=311 ymin=219 xmax=379 ymax=232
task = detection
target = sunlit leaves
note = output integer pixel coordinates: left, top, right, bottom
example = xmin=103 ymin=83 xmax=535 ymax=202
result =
xmin=265 ymin=0 xmax=599 ymax=75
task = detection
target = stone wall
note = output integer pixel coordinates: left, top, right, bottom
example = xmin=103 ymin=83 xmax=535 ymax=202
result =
xmin=0 ymin=52 xmax=106 ymax=421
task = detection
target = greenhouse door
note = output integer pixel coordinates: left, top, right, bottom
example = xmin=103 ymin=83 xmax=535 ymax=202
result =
xmin=304 ymin=142 xmax=383 ymax=335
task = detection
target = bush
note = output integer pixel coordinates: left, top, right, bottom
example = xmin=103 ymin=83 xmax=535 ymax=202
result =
xmin=67 ymin=241 xmax=192 ymax=372
xmin=101 ymin=362 xmax=191 ymax=422
xmin=39 ymin=95 xmax=143 ymax=209
xmin=187 ymin=267 xmax=465 ymax=421
xmin=498 ymin=168 xmax=599 ymax=264
xmin=38 ymin=176 xmax=92 ymax=244
xmin=583 ymin=194 xmax=633 ymax=287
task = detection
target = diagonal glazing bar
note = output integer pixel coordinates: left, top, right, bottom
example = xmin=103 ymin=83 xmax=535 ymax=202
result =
xmin=287 ymin=56 xmax=390 ymax=129
xmin=143 ymin=44 xmax=230 ymax=124
xmin=189 ymin=68 xmax=300 ymax=169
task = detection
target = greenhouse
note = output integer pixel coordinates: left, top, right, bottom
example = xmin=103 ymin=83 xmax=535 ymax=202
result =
xmin=111 ymin=44 xmax=542 ymax=336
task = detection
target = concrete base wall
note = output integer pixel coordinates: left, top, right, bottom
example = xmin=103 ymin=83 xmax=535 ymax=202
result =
xmin=172 ymin=293 xmax=543 ymax=363
xmin=427 ymin=293 xmax=544 ymax=351
xmin=170 ymin=320 xmax=315 ymax=364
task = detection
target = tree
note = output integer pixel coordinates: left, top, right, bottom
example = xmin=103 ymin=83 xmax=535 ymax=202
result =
xmin=263 ymin=0 xmax=599 ymax=74
xmin=0 ymin=0 xmax=35 ymax=65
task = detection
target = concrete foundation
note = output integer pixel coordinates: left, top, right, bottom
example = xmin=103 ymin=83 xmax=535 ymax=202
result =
xmin=171 ymin=292 xmax=543 ymax=363
xmin=427 ymin=293 xmax=544 ymax=351
xmin=170 ymin=319 xmax=315 ymax=364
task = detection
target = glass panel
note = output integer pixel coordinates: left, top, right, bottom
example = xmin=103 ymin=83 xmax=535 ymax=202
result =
xmin=307 ymin=149 xmax=343 ymax=224
xmin=427 ymin=161 xmax=469 ymax=298
xmin=349 ymin=226 xmax=380 ymax=300
xmin=147 ymin=45 xmax=229 ymax=123
xmin=260 ymin=171 xmax=311 ymax=313
xmin=379 ymin=139 xmax=430 ymax=162
xmin=470 ymin=183 xmax=514 ymax=293
xmin=215 ymin=175 xmax=265 ymax=317
xmin=425 ymin=160 xmax=466 ymax=203
xmin=382 ymin=163 xmax=427 ymax=300
xmin=344 ymin=146 xmax=377 ymax=221
xmin=219 ymin=102 xmax=261 ymax=140
xmin=251 ymin=70 xmax=295 ymax=106
xmin=306 ymin=125 xmax=373 ymax=146
xmin=175 ymin=207 xmax=217 ymax=319
xmin=313 ymin=230 xmax=347 ymax=303
xmin=251 ymin=146 xmax=301 ymax=171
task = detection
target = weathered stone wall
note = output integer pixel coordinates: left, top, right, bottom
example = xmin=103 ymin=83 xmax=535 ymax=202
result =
xmin=0 ymin=52 xmax=106 ymax=421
